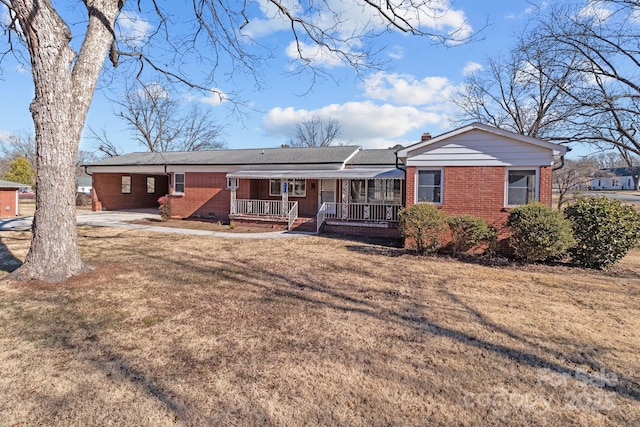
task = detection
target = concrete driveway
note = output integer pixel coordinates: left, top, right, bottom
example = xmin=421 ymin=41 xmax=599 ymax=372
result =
xmin=587 ymin=191 xmax=640 ymax=204
xmin=0 ymin=209 xmax=309 ymax=239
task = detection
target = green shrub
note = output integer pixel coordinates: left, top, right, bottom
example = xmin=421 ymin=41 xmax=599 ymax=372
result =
xmin=158 ymin=195 xmax=172 ymax=221
xmin=564 ymin=197 xmax=640 ymax=269
xmin=506 ymin=202 xmax=575 ymax=262
xmin=398 ymin=204 xmax=447 ymax=254
xmin=447 ymin=214 xmax=497 ymax=256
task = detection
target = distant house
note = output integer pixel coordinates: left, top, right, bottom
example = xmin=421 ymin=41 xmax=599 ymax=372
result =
xmin=0 ymin=179 xmax=25 ymax=217
xmin=76 ymin=176 xmax=92 ymax=194
xmin=590 ymin=167 xmax=640 ymax=190
xmin=85 ymin=123 xmax=568 ymax=241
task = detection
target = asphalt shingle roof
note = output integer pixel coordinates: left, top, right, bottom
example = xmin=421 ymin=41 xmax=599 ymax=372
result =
xmin=347 ymin=149 xmax=399 ymax=166
xmin=86 ymin=146 xmax=363 ymax=167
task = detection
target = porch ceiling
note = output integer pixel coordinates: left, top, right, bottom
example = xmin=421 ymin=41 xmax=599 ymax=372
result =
xmin=226 ymin=168 xmax=404 ymax=180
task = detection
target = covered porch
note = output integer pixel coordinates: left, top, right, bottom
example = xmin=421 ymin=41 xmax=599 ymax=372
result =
xmin=226 ymin=169 xmax=404 ymax=233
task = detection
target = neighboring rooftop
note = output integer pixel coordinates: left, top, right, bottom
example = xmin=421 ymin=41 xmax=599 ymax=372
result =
xmin=596 ymin=167 xmax=640 ymax=177
xmin=0 ymin=179 xmax=28 ymax=188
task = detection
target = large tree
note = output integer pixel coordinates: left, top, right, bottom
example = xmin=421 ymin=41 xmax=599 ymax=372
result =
xmin=1 ymin=1 xmax=470 ymax=282
xmin=290 ymin=115 xmax=342 ymax=147
xmin=452 ymin=26 xmax=583 ymax=139
xmin=96 ymin=82 xmax=226 ymax=153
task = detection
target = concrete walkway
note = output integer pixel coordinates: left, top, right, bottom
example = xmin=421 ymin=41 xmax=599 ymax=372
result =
xmin=0 ymin=210 xmax=311 ymax=239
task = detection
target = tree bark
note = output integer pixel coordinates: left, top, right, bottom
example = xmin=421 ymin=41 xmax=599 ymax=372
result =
xmin=7 ymin=0 xmax=122 ymax=282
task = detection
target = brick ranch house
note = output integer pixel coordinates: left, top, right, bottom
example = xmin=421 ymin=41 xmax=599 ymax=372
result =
xmin=86 ymin=123 xmax=568 ymax=241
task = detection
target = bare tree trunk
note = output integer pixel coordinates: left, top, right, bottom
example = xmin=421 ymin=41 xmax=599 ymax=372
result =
xmin=7 ymin=0 xmax=121 ymax=282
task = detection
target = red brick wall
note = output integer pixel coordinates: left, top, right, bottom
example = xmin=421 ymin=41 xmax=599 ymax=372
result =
xmin=169 ymin=172 xmax=235 ymax=219
xmin=92 ymin=173 xmax=169 ymax=211
xmin=0 ymin=189 xmax=18 ymax=217
xmin=405 ymin=165 xmax=554 ymax=250
xmin=539 ymin=166 xmax=552 ymax=206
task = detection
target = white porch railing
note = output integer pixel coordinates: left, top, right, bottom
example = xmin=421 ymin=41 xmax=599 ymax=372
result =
xmin=317 ymin=202 xmax=328 ymax=233
xmin=232 ymin=199 xmax=299 ymax=230
xmin=234 ymin=199 xmax=297 ymax=217
xmin=287 ymin=202 xmax=298 ymax=230
xmin=317 ymin=202 xmax=401 ymax=231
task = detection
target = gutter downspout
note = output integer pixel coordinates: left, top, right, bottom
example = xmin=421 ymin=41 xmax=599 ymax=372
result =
xmin=553 ymin=147 xmax=572 ymax=171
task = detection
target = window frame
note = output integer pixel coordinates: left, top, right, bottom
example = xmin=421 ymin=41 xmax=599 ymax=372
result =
xmin=415 ymin=168 xmax=443 ymax=204
xmin=173 ymin=172 xmax=185 ymax=195
xmin=146 ymin=177 xmax=156 ymax=194
xmin=121 ymin=175 xmax=131 ymax=194
xmin=505 ymin=168 xmax=539 ymax=207
xmin=350 ymin=179 xmax=403 ymax=205
xmin=269 ymin=178 xmax=306 ymax=197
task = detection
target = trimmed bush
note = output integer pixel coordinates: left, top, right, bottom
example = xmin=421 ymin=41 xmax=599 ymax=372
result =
xmin=398 ymin=204 xmax=447 ymax=254
xmin=506 ymin=202 xmax=575 ymax=262
xmin=447 ymin=214 xmax=497 ymax=256
xmin=158 ymin=195 xmax=172 ymax=221
xmin=564 ymin=197 xmax=640 ymax=269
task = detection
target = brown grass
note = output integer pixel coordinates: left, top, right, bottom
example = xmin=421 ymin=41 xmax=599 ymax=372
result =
xmin=129 ymin=217 xmax=278 ymax=233
xmin=0 ymin=228 xmax=639 ymax=426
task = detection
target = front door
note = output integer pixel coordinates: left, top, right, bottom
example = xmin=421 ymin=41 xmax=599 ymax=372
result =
xmin=319 ymin=179 xmax=336 ymax=214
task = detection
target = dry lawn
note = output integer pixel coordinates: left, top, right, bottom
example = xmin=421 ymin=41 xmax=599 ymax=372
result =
xmin=0 ymin=227 xmax=639 ymax=426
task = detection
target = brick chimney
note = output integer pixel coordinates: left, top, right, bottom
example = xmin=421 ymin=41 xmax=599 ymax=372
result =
xmin=421 ymin=132 xmax=432 ymax=142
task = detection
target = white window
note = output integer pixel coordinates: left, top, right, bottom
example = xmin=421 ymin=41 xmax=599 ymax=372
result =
xmin=174 ymin=173 xmax=185 ymax=194
xmin=416 ymin=169 xmax=442 ymax=204
xmin=350 ymin=179 xmax=402 ymax=204
xmin=227 ymin=177 xmax=238 ymax=189
xmin=146 ymin=177 xmax=156 ymax=194
xmin=506 ymin=169 xmax=538 ymax=206
xmin=269 ymin=179 xmax=306 ymax=197
xmin=121 ymin=176 xmax=131 ymax=194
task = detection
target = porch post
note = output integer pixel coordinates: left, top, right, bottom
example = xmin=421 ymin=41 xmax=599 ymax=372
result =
xmin=341 ymin=179 xmax=349 ymax=220
xmin=281 ymin=180 xmax=288 ymax=217
xmin=230 ymin=180 xmax=237 ymax=214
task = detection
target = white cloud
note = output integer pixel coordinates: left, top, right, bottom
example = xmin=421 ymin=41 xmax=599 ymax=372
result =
xmin=15 ymin=64 xmax=29 ymax=74
xmin=284 ymin=41 xmax=345 ymax=68
xmin=117 ymin=11 xmax=151 ymax=47
xmin=246 ymin=0 xmax=472 ymax=46
xmin=0 ymin=130 xmax=12 ymax=144
xmin=387 ymin=46 xmax=404 ymax=60
xmin=462 ymin=61 xmax=483 ymax=76
xmin=578 ymin=1 xmax=613 ymax=22
xmin=363 ymin=72 xmax=455 ymax=106
xmin=263 ymin=102 xmax=444 ymax=148
xmin=525 ymin=1 xmax=549 ymax=14
xmin=241 ymin=0 xmax=300 ymax=38
xmin=137 ymin=82 xmax=168 ymax=99
xmin=200 ymin=88 xmax=229 ymax=106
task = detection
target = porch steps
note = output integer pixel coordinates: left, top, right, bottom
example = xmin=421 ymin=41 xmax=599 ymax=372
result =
xmin=290 ymin=216 xmax=317 ymax=233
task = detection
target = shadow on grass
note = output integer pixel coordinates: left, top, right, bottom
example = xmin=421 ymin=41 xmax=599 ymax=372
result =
xmin=0 ymin=235 xmax=25 ymax=273
xmin=8 ymin=229 xmax=639 ymax=424
xmin=150 ymin=248 xmax=640 ymax=404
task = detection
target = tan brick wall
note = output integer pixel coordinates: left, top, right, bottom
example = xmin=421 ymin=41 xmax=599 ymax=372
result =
xmin=0 ymin=189 xmax=18 ymax=217
xmin=93 ymin=173 xmax=169 ymax=211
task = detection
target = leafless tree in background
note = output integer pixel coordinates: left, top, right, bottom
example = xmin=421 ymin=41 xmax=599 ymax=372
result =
xmin=290 ymin=115 xmax=342 ymax=147
xmin=112 ymin=82 xmax=226 ymax=152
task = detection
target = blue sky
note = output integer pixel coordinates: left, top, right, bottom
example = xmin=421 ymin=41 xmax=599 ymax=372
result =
xmin=0 ymin=1 xmax=566 ymax=156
